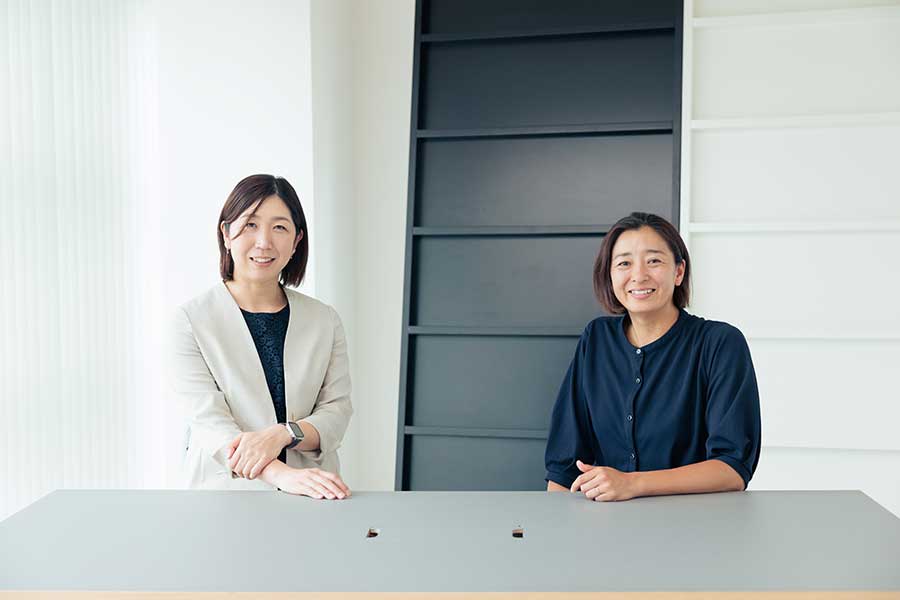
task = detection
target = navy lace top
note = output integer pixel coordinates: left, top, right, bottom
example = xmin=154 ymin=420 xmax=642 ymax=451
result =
xmin=241 ymin=304 xmax=290 ymax=463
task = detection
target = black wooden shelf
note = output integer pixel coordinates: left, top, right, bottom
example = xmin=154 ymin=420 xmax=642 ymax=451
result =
xmin=397 ymin=0 xmax=683 ymax=491
xmin=420 ymin=21 xmax=676 ymax=43
xmin=408 ymin=326 xmax=584 ymax=337
xmin=412 ymin=225 xmax=609 ymax=237
xmin=404 ymin=426 xmax=549 ymax=440
xmin=417 ymin=122 xmax=673 ymax=139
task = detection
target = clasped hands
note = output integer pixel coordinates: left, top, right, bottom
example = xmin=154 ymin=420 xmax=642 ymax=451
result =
xmin=227 ymin=424 xmax=350 ymax=500
xmin=570 ymin=459 xmax=638 ymax=502
xmin=227 ymin=433 xmax=633 ymax=502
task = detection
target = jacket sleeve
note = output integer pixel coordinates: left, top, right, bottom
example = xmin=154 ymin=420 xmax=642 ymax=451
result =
xmin=300 ymin=305 xmax=353 ymax=457
xmin=171 ymin=306 xmax=243 ymax=472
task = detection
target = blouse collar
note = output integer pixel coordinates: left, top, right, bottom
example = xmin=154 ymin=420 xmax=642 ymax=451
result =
xmin=618 ymin=308 xmax=688 ymax=354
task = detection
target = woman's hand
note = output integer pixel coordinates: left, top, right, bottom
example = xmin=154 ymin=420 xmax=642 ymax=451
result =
xmin=570 ymin=460 xmax=639 ymax=502
xmin=274 ymin=467 xmax=351 ymax=500
xmin=227 ymin=425 xmax=291 ymax=479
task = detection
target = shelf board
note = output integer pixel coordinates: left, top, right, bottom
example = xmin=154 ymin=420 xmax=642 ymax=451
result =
xmin=761 ymin=443 xmax=900 ymax=452
xmin=421 ymin=21 xmax=675 ymax=43
xmin=693 ymin=5 xmax=900 ymax=29
xmin=417 ymin=122 xmax=673 ymax=139
xmin=746 ymin=333 xmax=900 ymax=343
xmin=688 ymin=220 xmax=900 ymax=234
xmin=412 ymin=225 xmax=609 ymax=237
xmin=404 ymin=426 xmax=548 ymax=440
xmin=691 ymin=112 xmax=900 ymax=131
xmin=408 ymin=326 xmax=583 ymax=337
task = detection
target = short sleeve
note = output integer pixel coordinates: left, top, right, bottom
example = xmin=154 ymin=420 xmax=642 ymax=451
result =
xmin=544 ymin=329 xmax=595 ymax=489
xmin=704 ymin=325 xmax=762 ymax=489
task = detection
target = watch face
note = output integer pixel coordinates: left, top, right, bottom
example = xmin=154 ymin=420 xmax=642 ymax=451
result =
xmin=288 ymin=422 xmax=303 ymax=439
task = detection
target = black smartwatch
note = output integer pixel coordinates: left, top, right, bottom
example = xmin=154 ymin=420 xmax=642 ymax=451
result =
xmin=284 ymin=421 xmax=304 ymax=449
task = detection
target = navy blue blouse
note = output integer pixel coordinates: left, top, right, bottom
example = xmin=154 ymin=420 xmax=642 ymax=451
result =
xmin=241 ymin=304 xmax=290 ymax=463
xmin=544 ymin=310 xmax=761 ymax=490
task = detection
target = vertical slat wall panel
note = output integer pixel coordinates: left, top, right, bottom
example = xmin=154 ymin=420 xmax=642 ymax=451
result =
xmin=1 ymin=0 xmax=17 ymax=515
xmin=0 ymin=0 xmax=154 ymax=520
xmin=397 ymin=0 xmax=683 ymax=490
xmin=682 ymin=0 xmax=900 ymax=515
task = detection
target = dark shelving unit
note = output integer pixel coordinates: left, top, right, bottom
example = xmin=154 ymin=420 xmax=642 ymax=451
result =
xmin=396 ymin=0 xmax=684 ymax=491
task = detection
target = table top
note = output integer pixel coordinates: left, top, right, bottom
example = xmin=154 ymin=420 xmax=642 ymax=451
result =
xmin=1 ymin=490 xmax=899 ymax=592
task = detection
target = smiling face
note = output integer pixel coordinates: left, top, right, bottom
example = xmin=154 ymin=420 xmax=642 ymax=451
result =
xmin=610 ymin=226 xmax=685 ymax=318
xmin=220 ymin=194 xmax=302 ymax=286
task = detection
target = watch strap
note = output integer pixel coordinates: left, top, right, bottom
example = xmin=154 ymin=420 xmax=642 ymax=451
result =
xmin=284 ymin=421 xmax=304 ymax=449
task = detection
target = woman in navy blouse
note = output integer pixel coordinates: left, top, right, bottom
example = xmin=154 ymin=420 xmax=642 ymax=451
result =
xmin=545 ymin=212 xmax=761 ymax=501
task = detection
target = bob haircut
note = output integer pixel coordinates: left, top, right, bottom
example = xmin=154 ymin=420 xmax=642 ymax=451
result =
xmin=217 ymin=174 xmax=309 ymax=287
xmin=593 ymin=212 xmax=691 ymax=315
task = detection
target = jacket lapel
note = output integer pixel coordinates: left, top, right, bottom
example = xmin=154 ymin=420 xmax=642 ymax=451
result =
xmin=213 ymin=282 xmax=277 ymax=424
xmin=282 ymin=289 xmax=326 ymax=422
xmin=283 ymin=290 xmax=301 ymax=422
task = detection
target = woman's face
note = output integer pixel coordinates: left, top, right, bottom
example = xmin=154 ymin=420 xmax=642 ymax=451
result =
xmin=610 ymin=226 xmax=685 ymax=318
xmin=221 ymin=195 xmax=302 ymax=286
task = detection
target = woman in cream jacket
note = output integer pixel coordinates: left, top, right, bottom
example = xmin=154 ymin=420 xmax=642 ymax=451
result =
xmin=172 ymin=174 xmax=352 ymax=499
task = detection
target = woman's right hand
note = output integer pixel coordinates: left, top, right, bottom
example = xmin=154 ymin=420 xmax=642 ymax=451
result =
xmin=275 ymin=467 xmax=351 ymax=500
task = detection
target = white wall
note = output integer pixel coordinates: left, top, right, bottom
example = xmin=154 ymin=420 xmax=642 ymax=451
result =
xmin=157 ymin=0 xmax=314 ymax=301
xmin=1 ymin=0 xmax=317 ymax=517
xmin=309 ymin=0 xmax=414 ymax=491
xmin=154 ymin=0 xmax=316 ymax=485
xmin=310 ymin=0 xmax=900 ymax=512
xmin=349 ymin=0 xmax=415 ymax=490
xmin=683 ymin=0 xmax=900 ymax=515
xmin=7 ymin=0 xmax=896 ymax=518
xmin=322 ymin=0 xmax=900 ymax=514
xmin=308 ymin=0 xmax=361 ymax=486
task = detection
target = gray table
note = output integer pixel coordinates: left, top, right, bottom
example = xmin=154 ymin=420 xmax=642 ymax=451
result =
xmin=1 ymin=490 xmax=899 ymax=595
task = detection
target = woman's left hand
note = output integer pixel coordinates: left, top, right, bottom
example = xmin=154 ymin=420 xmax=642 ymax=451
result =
xmin=227 ymin=425 xmax=290 ymax=479
xmin=570 ymin=460 xmax=639 ymax=502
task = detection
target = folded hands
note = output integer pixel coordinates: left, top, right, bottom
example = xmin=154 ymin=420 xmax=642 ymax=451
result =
xmin=226 ymin=424 xmax=350 ymax=500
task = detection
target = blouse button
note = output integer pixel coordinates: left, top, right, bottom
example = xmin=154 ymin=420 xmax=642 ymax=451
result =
xmin=630 ymin=453 xmax=636 ymax=460
xmin=635 ymin=348 xmax=641 ymax=355
xmin=635 ymin=377 xmax=641 ymax=384
xmin=626 ymin=414 xmax=633 ymax=421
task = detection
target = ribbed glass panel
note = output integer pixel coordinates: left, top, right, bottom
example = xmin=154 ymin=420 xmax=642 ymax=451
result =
xmin=0 ymin=0 xmax=159 ymax=520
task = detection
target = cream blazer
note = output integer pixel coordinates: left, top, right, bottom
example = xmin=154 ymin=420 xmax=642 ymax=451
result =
xmin=171 ymin=282 xmax=352 ymax=490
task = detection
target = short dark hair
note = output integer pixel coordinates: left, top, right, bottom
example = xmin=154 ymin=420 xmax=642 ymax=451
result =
xmin=217 ymin=174 xmax=309 ymax=287
xmin=593 ymin=212 xmax=691 ymax=315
